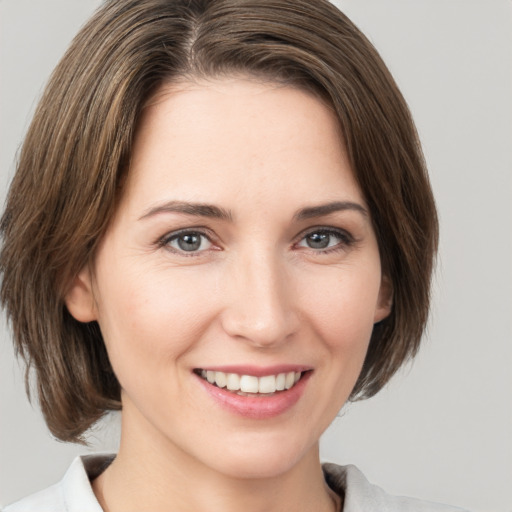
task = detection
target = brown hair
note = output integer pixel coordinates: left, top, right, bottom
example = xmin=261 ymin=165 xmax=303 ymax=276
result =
xmin=0 ymin=0 xmax=438 ymax=442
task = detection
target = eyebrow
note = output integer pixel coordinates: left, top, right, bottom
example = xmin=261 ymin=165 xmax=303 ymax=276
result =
xmin=293 ymin=201 xmax=368 ymax=221
xmin=139 ymin=200 xmax=233 ymax=221
xmin=139 ymin=199 xmax=367 ymax=223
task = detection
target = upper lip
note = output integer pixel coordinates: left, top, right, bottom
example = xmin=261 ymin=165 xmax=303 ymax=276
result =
xmin=194 ymin=365 xmax=312 ymax=377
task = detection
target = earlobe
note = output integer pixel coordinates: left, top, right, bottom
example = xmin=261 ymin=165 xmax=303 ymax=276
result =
xmin=64 ymin=265 xmax=97 ymax=322
xmin=374 ymin=275 xmax=393 ymax=323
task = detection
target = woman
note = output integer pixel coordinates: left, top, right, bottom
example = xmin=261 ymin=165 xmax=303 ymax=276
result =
xmin=0 ymin=0 xmax=467 ymax=510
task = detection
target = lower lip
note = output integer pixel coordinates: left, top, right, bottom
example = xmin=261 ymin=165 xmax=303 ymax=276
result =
xmin=195 ymin=372 xmax=311 ymax=419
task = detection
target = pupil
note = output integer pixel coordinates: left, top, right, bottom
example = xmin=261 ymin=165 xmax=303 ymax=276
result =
xmin=307 ymin=232 xmax=329 ymax=249
xmin=178 ymin=234 xmax=201 ymax=251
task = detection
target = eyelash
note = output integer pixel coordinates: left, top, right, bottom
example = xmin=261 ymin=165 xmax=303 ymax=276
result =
xmin=296 ymin=227 xmax=355 ymax=254
xmin=158 ymin=228 xmax=215 ymax=257
xmin=157 ymin=226 xmax=355 ymax=256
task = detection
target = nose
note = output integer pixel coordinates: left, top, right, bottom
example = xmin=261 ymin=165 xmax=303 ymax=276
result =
xmin=220 ymin=250 xmax=299 ymax=348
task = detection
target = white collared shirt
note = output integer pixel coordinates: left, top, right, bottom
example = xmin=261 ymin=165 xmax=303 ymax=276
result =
xmin=4 ymin=454 xmax=468 ymax=512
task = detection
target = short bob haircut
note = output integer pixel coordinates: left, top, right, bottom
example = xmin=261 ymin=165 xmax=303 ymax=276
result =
xmin=0 ymin=0 xmax=438 ymax=443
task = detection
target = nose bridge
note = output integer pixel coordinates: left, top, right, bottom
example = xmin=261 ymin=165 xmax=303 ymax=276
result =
xmin=221 ymin=245 xmax=297 ymax=347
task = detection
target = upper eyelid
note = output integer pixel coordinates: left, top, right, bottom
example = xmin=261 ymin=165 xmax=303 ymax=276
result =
xmin=160 ymin=227 xmax=214 ymax=242
xmin=295 ymin=225 xmax=354 ymax=241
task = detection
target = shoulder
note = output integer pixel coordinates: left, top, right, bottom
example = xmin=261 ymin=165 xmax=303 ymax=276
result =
xmin=3 ymin=482 xmax=64 ymax=512
xmin=3 ymin=454 xmax=114 ymax=512
xmin=322 ymin=462 xmax=470 ymax=512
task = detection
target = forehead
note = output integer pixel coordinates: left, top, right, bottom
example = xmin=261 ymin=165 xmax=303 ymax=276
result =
xmin=121 ymin=77 xmax=364 ymax=214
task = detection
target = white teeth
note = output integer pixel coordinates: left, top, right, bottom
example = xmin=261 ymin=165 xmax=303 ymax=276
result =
xmin=258 ymin=375 xmax=276 ymax=394
xmin=276 ymin=373 xmax=286 ymax=391
xmin=215 ymin=372 xmax=227 ymax=388
xmin=240 ymin=375 xmax=259 ymax=393
xmin=226 ymin=373 xmax=240 ymax=391
xmin=199 ymin=370 xmax=303 ymax=394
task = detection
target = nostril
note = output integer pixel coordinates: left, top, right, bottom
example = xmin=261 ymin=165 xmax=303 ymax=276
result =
xmin=220 ymin=307 xmax=299 ymax=347
xmin=219 ymin=260 xmax=300 ymax=346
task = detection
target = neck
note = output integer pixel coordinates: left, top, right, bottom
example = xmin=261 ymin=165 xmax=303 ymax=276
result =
xmin=92 ymin=409 xmax=338 ymax=512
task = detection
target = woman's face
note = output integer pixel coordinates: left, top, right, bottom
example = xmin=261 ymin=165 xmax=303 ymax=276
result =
xmin=66 ymin=77 xmax=391 ymax=479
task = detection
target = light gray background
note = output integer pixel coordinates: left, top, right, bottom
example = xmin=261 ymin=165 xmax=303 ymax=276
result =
xmin=1 ymin=1 xmax=510 ymax=510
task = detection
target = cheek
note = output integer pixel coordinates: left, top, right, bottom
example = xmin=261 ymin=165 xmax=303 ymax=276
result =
xmin=290 ymin=264 xmax=381 ymax=430
xmin=94 ymin=263 xmax=220 ymax=382
xmin=299 ymin=263 xmax=382 ymax=350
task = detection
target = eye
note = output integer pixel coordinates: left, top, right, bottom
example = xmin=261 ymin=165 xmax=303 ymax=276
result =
xmin=163 ymin=230 xmax=213 ymax=253
xmin=297 ymin=228 xmax=352 ymax=251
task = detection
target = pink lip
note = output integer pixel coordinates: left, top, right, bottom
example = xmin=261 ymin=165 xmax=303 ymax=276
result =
xmin=194 ymin=369 xmax=312 ymax=419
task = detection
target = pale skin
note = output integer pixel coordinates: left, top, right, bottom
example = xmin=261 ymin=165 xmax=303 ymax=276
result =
xmin=65 ymin=77 xmax=392 ymax=512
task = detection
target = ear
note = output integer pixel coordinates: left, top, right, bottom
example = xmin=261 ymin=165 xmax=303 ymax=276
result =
xmin=64 ymin=265 xmax=97 ymax=322
xmin=374 ymin=274 xmax=393 ymax=323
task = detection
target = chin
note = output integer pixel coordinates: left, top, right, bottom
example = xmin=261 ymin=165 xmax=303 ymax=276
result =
xmin=201 ymin=433 xmax=317 ymax=480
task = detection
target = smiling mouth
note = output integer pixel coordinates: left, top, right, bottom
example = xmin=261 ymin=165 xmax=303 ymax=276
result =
xmin=194 ymin=369 xmax=305 ymax=396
